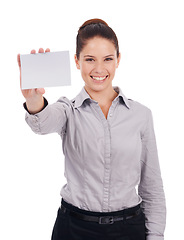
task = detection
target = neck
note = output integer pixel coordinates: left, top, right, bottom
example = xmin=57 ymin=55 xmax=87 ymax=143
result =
xmin=84 ymin=85 xmax=118 ymax=106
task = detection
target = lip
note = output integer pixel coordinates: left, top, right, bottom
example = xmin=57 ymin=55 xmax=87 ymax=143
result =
xmin=90 ymin=75 xmax=108 ymax=83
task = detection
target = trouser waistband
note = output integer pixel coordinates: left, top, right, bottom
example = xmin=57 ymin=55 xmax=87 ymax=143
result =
xmin=61 ymin=199 xmax=141 ymax=224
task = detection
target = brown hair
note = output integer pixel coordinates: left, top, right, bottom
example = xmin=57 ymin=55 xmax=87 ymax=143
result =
xmin=76 ymin=18 xmax=119 ymax=59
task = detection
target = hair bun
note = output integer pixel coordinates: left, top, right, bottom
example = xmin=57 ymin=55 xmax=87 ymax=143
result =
xmin=79 ymin=18 xmax=108 ymax=31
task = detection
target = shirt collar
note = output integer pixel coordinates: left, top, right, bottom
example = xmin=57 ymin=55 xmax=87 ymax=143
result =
xmin=72 ymin=86 xmax=130 ymax=109
xmin=113 ymin=86 xmax=130 ymax=109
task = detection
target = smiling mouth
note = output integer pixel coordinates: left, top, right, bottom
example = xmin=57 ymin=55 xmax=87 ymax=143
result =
xmin=90 ymin=75 xmax=108 ymax=81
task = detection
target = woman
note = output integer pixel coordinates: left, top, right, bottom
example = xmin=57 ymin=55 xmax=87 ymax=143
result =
xmin=17 ymin=19 xmax=166 ymax=240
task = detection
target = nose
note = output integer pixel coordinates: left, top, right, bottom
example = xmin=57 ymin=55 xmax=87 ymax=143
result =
xmin=94 ymin=61 xmax=105 ymax=74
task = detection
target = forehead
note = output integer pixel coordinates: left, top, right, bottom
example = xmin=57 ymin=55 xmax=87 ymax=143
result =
xmin=81 ymin=37 xmax=116 ymax=56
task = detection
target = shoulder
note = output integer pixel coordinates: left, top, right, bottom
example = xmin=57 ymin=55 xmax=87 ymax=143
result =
xmin=126 ymin=99 xmax=155 ymax=136
xmin=127 ymin=98 xmax=152 ymax=121
xmin=57 ymin=96 xmax=75 ymax=108
xmin=128 ymin=98 xmax=151 ymax=112
xmin=117 ymin=86 xmax=151 ymax=116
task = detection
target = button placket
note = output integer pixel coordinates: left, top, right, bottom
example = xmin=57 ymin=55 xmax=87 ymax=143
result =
xmin=90 ymin=101 xmax=118 ymax=212
xmin=102 ymin=119 xmax=111 ymax=212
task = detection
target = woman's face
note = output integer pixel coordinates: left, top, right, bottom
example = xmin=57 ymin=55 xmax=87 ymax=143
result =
xmin=75 ymin=37 xmax=121 ymax=93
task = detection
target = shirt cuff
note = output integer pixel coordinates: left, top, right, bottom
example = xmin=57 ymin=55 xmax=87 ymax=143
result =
xmin=147 ymin=235 xmax=164 ymax=240
xmin=23 ymin=97 xmax=48 ymax=114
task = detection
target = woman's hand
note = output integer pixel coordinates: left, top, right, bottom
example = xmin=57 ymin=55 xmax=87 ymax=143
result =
xmin=17 ymin=48 xmax=50 ymax=114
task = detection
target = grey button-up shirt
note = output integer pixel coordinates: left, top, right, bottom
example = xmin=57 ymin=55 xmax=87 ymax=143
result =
xmin=25 ymin=86 xmax=166 ymax=240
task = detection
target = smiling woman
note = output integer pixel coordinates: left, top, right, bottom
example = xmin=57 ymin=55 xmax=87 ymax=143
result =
xmin=74 ymin=19 xmax=121 ymax=114
xmin=18 ymin=18 xmax=166 ymax=240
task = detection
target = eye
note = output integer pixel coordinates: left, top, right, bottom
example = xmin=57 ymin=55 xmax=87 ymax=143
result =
xmin=105 ymin=57 xmax=113 ymax=61
xmin=85 ymin=58 xmax=94 ymax=62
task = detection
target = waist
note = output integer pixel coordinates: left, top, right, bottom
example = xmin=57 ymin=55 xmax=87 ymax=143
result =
xmin=61 ymin=198 xmax=141 ymax=217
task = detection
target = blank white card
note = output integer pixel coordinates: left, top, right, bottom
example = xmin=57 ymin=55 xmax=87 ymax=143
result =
xmin=20 ymin=51 xmax=71 ymax=89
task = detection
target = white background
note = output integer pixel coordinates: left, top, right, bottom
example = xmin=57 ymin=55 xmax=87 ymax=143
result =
xmin=0 ymin=0 xmax=183 ymax=239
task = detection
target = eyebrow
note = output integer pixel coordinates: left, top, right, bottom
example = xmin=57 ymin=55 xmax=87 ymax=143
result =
xmin=84 ymin=54 xmax=115 ymax=58
xmin=104 ymin=54 xmax=115 ymax=58
xmin=84 ymin=55 xmax=95 ymax=58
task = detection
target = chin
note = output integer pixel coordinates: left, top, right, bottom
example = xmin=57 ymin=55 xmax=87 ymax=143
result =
xmin=86 ymin=83 xmax=110 ymax=93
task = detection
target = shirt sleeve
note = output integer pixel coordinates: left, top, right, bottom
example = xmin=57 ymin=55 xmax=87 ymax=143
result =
xmin=138 ymin=109 xmax=166 ymax=240
xmin=23 ymin=96 xmax=71 ymax=135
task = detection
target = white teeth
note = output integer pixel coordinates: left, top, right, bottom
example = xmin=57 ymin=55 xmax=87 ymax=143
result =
xmin=92 ymin=76 xmax=107 ymax=81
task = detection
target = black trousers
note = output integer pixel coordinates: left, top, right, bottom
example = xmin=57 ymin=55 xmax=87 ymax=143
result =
xmin=51 ymin=199 xmax=146 ymax=240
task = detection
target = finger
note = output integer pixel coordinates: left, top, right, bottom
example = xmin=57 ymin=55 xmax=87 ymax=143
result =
xmin=17 ymin=54 xmax=21 ymax=68
xmin=36 ymin=88 xmax=45 ymax=95
xmin=45 ymin=48 xmax=50 ymax=52
xmin=38 ymin=48 xmax=44 ymax=53
xmin=31 ymin=49 xmax=36 ymax=54
xmin=17 ymin=53 xmax=22 ymax=88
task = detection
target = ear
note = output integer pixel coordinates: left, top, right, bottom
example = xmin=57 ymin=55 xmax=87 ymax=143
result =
xmin=116 ymin=53 xmax=121 ymax=68
xmin=74 ymin=54 xmax=80 ymax=69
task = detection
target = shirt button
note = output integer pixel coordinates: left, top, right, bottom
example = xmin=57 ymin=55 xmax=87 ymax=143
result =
xmin=109 ymin=113 xmax=112 ymax=117
xmin=33 ymin=117 xmax=38 ymax=123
